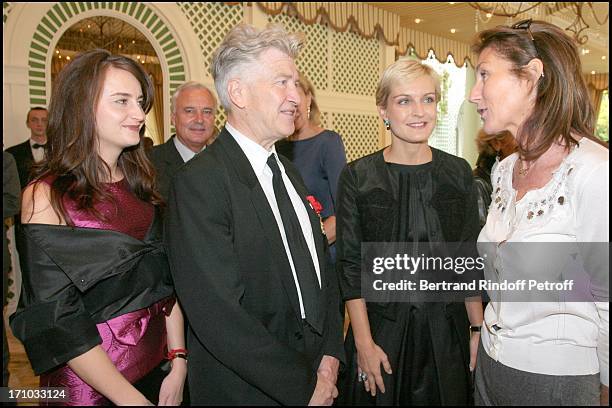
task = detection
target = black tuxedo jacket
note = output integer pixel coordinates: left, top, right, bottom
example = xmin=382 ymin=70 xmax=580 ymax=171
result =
xmin=165 ymin=128 xmax=344 ymax=405
xmin=149 ymin=135 xmax=185 ymax=201
xmin=5 ymin=140 xmax=35 ymax=189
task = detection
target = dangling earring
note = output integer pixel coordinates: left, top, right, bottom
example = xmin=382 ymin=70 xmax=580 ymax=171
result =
xmin=307 ymin=106 xmax=311 ymax=120
xmin=384 ymin=119 xmax=390 ymax=130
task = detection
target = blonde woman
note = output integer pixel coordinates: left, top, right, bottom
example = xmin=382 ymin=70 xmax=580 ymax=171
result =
xmin=336 ymin=59 xmax=483 ymax=405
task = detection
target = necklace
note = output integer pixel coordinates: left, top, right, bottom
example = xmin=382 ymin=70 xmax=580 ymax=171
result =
xmin=517 ymin=158 xmax=532 ymax=176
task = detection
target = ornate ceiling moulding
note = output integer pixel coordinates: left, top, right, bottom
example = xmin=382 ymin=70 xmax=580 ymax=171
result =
xmin=468 ymin=2 xmax=609 ymax=45
xmin=251 ymin=2 xmax=476 ymax=68
xmin=468 ymin=2 xmax=542 ymax=18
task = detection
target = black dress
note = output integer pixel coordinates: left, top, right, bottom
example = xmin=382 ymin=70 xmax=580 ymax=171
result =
xmin=336 ymin=148 xmax=480 ymax=405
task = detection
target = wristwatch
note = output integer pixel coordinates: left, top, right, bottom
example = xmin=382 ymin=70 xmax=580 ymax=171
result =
xmin=469 ymin=325 xmax=482 ymax=333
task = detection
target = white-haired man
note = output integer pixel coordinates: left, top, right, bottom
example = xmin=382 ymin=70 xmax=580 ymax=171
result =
xmin=165 ymin=24 xmax=344 ymax=405
xmin=151 ymin=81 xmax=217 ymax=199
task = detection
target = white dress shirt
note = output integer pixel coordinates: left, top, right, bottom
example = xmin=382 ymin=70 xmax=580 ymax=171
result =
xmin=478 ymin=137 xmax=609 ymax=386
xmin=226 ymin=122 xmax=322 ymax=319
xmin=173 ymin=135 xmax=205 ymax=163
xmin=29 ymin=139 xmax=45 ymax=163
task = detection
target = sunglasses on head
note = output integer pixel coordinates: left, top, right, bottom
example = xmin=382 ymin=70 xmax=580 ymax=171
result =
xmin=511 ymin=19 xmax=541 ymax=59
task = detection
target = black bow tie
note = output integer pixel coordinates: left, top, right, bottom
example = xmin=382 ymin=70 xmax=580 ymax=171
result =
xmin=32 ymin=143 xmax=46 ymax=149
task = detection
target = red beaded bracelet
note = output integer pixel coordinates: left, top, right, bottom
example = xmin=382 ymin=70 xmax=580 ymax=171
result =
xmin=166 ymin=348 xmax=188 ymax=360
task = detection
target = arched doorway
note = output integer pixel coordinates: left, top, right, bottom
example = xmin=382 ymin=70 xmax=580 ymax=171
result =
xmin=23 ymin=3 xmax=188 ymax=145
xmin=52 ymin=16 xmax=164 ymax=144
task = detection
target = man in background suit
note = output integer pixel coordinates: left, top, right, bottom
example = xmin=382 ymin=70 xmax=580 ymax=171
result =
xmin=149 ymin=82 xmax=217 ymax=406
xmin=150 ymin=82 xmax=217 ymax=200
xmin=165 ymin=24 xmax=344 ymax=405
xmin=5 ymin=107 xmax=48 ymax=189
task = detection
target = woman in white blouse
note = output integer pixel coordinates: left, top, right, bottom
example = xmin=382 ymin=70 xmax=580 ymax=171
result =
xmin=469 ymin=20 xmax=608 ymax=405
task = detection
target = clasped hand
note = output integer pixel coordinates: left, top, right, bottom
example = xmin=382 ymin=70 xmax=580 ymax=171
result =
xmin=308 ymin=355 xmax=339 ymax=406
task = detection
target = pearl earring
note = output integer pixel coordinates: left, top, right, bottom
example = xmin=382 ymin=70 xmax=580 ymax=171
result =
xmin=307 ymin=106 xmax=311 ymax=120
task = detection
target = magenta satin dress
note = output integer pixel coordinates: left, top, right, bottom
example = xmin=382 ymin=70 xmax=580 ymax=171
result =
xmin=38 ymin=178 xmax=172 ymax=406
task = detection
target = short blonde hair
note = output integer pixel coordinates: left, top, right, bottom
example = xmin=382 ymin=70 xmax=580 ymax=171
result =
xmin=211 ymin=23 xmax=303 ymax=111
xmin=375 ymin=59 xmax=441 ymax=107
xmin=297 ymin=72 xmax=321 ymax=126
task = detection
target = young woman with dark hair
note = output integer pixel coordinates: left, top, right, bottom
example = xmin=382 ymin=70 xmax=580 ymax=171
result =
xmin=11 ymin=49 xmax=186 ymax=406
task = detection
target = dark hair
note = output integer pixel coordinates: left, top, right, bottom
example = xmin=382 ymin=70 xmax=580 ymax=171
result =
xmin=475 ymin=151 xmax=497 ymax=174
xmin=26 ymin=107 xmax=48 ymax=122
xmin=33 ymin=48 xmax=162 ymax=225
xmin=472 ymin=20 xmax=597 ymax=161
